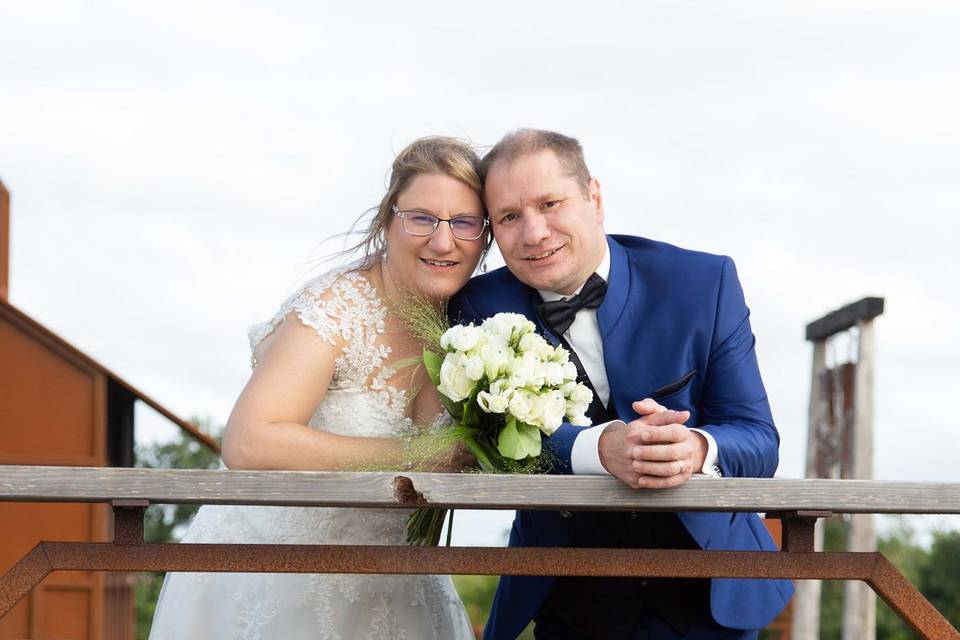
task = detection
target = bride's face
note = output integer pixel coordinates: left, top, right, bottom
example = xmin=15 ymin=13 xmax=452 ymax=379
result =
xmin=385 ymin=172 xmax=486 ymax=301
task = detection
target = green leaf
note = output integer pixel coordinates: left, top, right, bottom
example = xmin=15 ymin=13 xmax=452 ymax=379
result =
xmin=497 ymin=417 xmax=541 ymax=460
xmin=461 ymin=386 xmax=481 ymax=428
xmin=423 ymin=348 xmax=442 ymax=386
xmin=515 ymin=421 xmax=542 ymax=459
xmin=497 ymin=417 xmax=521 ymax=459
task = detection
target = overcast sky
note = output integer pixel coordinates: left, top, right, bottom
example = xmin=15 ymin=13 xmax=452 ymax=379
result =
xmin=2 ymin=1 xmax=958 ymax=544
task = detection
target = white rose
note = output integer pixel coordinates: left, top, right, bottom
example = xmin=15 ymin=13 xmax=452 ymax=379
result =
xmin=568 ymin=383 xmax=593 ymax=405
xmin=440 ymin=324 xmax=482 ymax=352
xmin=536 ymin=341 xmax=558 ymax=362
xmin=566 ymin=398 xmax=590 ymax=419
xmin=507 ymin=351 xmax=535 ymax=388
xmin=477 ymin=389 xmax=509 ymax=413
xmin=550 ymin=344 xmax=570 ymax=363
xmin=483 ymin=313 xmax=536 ymax=346
xmin=542 ymin=361 xmax=565 ymax=387
xmin=561 ymin=361 xmax=578 ymax=382
xmin=537 ymin=390 xmax=567 ymax=435
xmin=437 ymin=352 xmax=474 ymax=402
xmin=507 ymin=389 xmax=534 ymax=423
xmin=518 ymin=332 xmax=548 ymax=355
xmin=568 ymin=412 xmax=592 ymax=427
xmin=463 ymin=354 xmax=485 ymax=381
xmin=479 ymin=343 xmax=512 ymax=380
xmin=514 ymin=352 xmax=546 ymax=389
xmin=524 ymin=394 xmax=545 ymax=427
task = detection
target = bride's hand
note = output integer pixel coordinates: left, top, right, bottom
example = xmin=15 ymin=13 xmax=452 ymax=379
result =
xmin=419 ymin=441 xmax=477 ymax=473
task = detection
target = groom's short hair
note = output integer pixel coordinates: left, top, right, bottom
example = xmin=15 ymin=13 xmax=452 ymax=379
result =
xmin=480 ymin=128 xmax=592 ymax=197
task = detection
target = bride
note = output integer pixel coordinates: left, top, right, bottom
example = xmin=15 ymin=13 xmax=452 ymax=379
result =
xmin=148 ymin=136 xmax=489 ymax=639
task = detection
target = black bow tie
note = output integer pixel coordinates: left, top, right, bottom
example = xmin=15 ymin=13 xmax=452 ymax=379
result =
xmin=535 ymin=273 xmax=608 ymax=336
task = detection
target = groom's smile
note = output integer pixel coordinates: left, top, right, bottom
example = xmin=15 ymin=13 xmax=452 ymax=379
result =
xmin=523 ymin=244 xmax=565 ymax=261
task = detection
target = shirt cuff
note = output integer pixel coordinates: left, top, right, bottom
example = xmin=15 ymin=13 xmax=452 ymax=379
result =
xmin=570 ymin=421 xmax=621 ymax=475
xmin=690 ymin=428 xmax=721 ymax=477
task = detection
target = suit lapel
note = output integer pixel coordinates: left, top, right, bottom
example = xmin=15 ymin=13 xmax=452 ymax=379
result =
xmin=597 ymin=236 xmax=631 ymax=338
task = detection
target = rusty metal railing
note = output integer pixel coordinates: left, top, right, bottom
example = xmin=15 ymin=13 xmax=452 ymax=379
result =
xmin=1 ymin=466 xmax=958 ymax=638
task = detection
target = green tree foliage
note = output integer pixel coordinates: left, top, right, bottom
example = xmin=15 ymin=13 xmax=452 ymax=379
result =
xmin=133 ymin=419 xmax=222 ymax=640
xmin=453 ymin=574 xmax=534 ymax=639
xmin=818 ymin=516 xmax=958 ymax=639
xmin=918 ymin=530 xmax=960 ymax=626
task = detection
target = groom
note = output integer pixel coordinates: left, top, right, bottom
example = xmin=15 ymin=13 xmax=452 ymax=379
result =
xmin=450 ymin=129 xmax=793 ymax=639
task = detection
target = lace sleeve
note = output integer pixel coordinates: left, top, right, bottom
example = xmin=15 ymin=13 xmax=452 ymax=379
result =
xmin=247 ymin=267 xmax=383 ymax=369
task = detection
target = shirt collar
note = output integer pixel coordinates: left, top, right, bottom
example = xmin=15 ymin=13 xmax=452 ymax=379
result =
xmin=537 ymin=242 xmax=610 ymax=302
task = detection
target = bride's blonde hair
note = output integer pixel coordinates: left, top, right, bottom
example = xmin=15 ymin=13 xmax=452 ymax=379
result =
xmin=345 ymin=136 xmax=491 ymax=267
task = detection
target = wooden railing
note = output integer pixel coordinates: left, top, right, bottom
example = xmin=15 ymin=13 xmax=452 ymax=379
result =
xmin=1 ymin=466 xmax=958 ymax=638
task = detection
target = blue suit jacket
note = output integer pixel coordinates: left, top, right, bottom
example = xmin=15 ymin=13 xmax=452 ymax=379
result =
xmin=450 ymin=236 xmax=794 ymax=639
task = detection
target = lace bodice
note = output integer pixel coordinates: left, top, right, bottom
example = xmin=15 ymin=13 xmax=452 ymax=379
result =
xmin=148 ymin=264 xmax=474 ymax=640
xmin=247 ymin=265 xmax=414 ymax=439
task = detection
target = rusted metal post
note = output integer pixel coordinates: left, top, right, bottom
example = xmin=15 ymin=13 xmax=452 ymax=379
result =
xmin=771 ymin=511 xmax=831 ymax=553
xmin=869 ymin=554 xmax=959 ymax=639
xmin=0 ymin=545 xmax=53 ymax=619
xmin=111 ymin=499 xmax=148 ymax=545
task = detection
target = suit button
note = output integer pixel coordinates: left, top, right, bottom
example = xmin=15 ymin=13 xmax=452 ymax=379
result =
xmin=630 ymin=512 xmax=638 ymax=520
xmin=639 ymin=579 xmax=649 ymax=588
xmin=560 ymin=510 xmax=572 ymax=519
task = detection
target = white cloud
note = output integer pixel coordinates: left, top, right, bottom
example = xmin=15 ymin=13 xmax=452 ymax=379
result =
xmin=809 ymin=74 xmax=960 ymax=146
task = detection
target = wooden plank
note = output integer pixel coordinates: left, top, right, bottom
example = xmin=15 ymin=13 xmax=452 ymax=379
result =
xmin=0 ymin=466 xmax=958 ymax=514
xmin=805 ymin=297 xmax=884 ymax=342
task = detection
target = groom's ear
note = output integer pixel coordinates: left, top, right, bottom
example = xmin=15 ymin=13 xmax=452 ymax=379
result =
xmin=589 ymin=177 xmax=605 ymax=223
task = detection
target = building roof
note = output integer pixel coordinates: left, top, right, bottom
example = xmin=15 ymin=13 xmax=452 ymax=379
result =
xmin=0 ymin=298 xmax=220 ymax=454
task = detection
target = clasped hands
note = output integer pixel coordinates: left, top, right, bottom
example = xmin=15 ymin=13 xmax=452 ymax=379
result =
xmin=599 ymin=398 xmax=707 ymax=489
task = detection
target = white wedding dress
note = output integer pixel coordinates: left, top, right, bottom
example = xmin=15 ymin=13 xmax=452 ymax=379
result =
xmin=149 ymin=266 xmax=474 ymax=640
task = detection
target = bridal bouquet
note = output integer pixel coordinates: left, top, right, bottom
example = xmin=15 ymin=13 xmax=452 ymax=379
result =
xmin=405 ymin=310 xmax=594 ymax=545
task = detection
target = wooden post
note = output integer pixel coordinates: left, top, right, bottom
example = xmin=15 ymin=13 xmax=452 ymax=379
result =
xmin=0 ymin=179 xmax=9 ymax=302
xmin=843 ymin=319 xmax=877 ymax=640
xmin=798 ymin=297 xmax=884 ymax=640
xmin=792 ymin=340 xmax=827 ymax=640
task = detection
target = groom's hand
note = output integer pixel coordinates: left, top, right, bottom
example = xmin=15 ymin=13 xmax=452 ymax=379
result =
xmin=598 ymin=399 xmax=705 ymax=489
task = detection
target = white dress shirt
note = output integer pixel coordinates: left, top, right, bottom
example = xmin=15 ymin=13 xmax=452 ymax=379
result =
xmin=536 ymin=245 xmax=720 ymax=477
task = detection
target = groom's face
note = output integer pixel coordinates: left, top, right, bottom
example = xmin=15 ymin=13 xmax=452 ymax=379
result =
xmin=485 ymin=150 xmax=606 ymax=295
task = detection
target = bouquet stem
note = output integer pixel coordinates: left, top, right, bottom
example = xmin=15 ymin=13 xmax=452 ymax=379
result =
xmin=405 ymin=507 xmax=448 ymax=546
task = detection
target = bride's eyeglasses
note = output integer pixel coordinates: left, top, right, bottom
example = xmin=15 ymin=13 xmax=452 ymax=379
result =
xmin=392 ymin=205 xmax=489 ymax=241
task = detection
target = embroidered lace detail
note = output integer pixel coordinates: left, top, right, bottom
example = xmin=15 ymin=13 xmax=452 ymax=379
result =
xmin=148 ymin=264 xmax=473 ymax=640
xmin=246 ymin=264 xmax=414 ymax=438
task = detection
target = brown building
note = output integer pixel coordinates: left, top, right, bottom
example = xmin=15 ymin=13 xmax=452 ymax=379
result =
xmin=0 ymin=179 xmax=218 ymax=639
